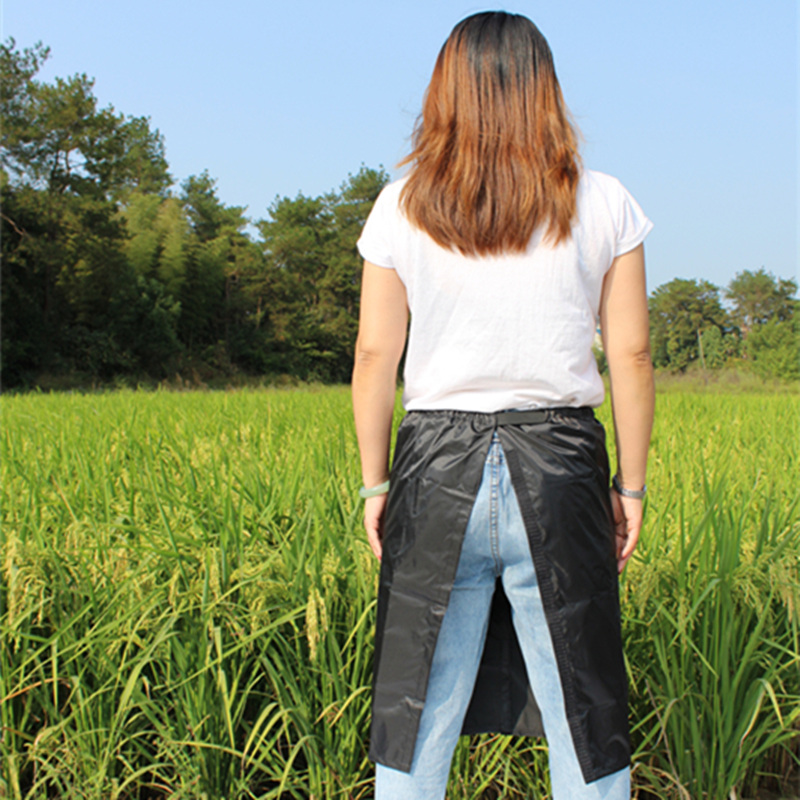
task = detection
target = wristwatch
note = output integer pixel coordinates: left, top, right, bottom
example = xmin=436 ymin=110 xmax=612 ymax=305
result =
xmin=612 ymin=473 xmax=647 ymax=499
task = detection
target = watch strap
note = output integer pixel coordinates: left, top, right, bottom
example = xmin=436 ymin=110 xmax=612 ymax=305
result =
xmin=612 ymin=473 xmax=647 ymax=499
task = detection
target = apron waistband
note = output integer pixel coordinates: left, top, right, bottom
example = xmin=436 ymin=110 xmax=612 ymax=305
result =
xmin=493 ymin=406 xmax=594 ymax=426
xmin=403 ymin=406 xmax=596 ymax=432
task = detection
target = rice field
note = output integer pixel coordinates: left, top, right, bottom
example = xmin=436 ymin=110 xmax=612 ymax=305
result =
xmin=1 ymin=386 xmax=798 ymax=799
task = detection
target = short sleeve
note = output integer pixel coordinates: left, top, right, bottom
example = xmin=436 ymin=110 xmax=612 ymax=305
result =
xmin=356 ymin=184 xmax=397 ymax=269
xmin=612 ymin=179 xmax=654 ymax=257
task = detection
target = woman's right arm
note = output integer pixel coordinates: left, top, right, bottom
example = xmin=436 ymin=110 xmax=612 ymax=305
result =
xmin=598 ymin=243 xmax=655 ymax=572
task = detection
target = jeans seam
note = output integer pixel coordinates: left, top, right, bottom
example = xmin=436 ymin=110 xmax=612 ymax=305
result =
xmin=490 ymin=439 xmax=502 ymax=577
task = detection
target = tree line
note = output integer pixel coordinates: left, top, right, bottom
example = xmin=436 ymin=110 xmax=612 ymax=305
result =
xmin=1 ymin=40 xmax=387 ymax=389
xmin=1 ymin=40 xmax=797 ymax=390
xmin=645 ymin=270 xmax=797 ymax=379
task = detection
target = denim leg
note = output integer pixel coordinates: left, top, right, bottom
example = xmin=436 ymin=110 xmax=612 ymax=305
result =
xmin=495 ymin=443 xmax=631 ymax=800
xmin=375 ymin=439 xmax=501 ymax=800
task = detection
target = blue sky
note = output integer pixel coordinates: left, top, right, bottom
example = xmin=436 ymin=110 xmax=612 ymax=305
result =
xmin=4 ymin=0 xmax=797 ymax=293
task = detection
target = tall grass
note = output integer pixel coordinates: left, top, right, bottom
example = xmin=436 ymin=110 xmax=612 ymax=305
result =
xmin=617 ymin=393 xmax=800 ymax=798
xmin=2 ymin=387 xmax=798 ymax=798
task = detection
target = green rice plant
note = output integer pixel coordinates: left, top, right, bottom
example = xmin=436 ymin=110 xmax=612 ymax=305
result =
xmin=624 ymin=480 xmax=800 ymax=798
xmin=141 ymin=596 xmax=306 ymax=799
xmin=447 ymin=735 xmax=550 ymax=798
xmin=2 ymin=570 xmax=173 ymax=798
xmin=2 ymin=387 xmax=798 ymax=798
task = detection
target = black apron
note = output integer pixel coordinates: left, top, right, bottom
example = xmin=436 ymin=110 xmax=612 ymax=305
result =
xmin=369 ymin=407 xmax=629 ymax=784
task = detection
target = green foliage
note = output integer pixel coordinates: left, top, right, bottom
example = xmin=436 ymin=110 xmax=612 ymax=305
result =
xmin=121 ymin=193 xmax=190 ymax=297
xmin=647 ymin=271 xmax=797 ymax=379
xmin=111 ymin=277 xmax=182 ymax=376
xmin=726 ymin=267 xmax=797 ymax=334
xmin=621 ymin=392 xmax=800 ymax=798
xmin=181 ymin=170 xmax=246 ymax=243
xmin=745 ymin=315 xmax=800 ymax=381
xmin=255 ymin=166 xmax=389 ymax=382
xmin=0 ymin=36 xmax=388 ymax=388
xmin=0 ymin=39 xmax=169 ymax=199
xmin=649 ymin=278 xmax=729 ymax=372
xmin=0 ymin=37 xmax=173 ymax=387
xmin=699 ymin=325 xmax=724 ymax=369
xmin=176 ymin=172 xmax=249 ymax=355
xmin=0 ymin=39 xmax=50 ymax=181
xmin=721 ymin=269 xmax=800 ymax=381
xmin=698 ymin=326 xmax=740 ymax=370
xmin=2 ymin=388 xmax=798 ymax=798
xmin=626 ymin=487 xmax=799 ymax=797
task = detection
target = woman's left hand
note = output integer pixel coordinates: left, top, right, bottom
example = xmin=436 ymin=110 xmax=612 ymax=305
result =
xmin=364 ymin=493 xmax=388 ymax=561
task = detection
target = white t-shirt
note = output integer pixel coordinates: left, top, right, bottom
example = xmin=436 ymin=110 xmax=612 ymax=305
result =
xmin=357 ymin=169 xmax=653 ymax=412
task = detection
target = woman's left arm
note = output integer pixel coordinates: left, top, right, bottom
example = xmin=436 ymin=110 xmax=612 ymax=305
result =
xmin=352 ymin=261 xmax=409 ymax=560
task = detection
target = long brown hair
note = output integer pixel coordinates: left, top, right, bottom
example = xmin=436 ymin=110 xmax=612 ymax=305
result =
xmin=399 ymin=12 xmax=581 ymax=256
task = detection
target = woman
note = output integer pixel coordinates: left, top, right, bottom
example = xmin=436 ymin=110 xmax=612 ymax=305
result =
xmin=351 ymin=11 xmax=654 ymax=799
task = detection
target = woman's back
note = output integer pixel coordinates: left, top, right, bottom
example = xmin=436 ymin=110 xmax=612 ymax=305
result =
xmin=357 ymin=169 xmax=652 ymax=411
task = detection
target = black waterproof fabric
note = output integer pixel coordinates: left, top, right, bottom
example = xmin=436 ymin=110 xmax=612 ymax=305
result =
xmin=369 ymin=407 xmax=629 ymax=784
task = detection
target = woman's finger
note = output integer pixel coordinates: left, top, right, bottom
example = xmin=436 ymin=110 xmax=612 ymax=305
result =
xmin=367 ymin=528 xmax=382 ymax=560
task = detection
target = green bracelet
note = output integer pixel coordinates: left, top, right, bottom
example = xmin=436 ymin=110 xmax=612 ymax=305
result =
xmin=359 ymin=480 xmax=390 ymax=499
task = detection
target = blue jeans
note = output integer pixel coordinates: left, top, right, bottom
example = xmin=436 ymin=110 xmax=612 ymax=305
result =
xmin=375 ymin=435 xmax=630 ymax=799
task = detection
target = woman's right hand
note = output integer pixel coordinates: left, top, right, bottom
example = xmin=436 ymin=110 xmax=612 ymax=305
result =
xmin=364 ymin=493 xmax=388 ymax=561
xmin=610 ymin=489 xmax=642 ymax=573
